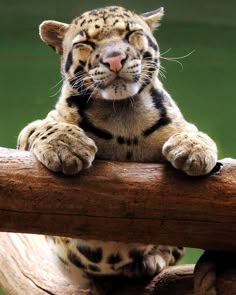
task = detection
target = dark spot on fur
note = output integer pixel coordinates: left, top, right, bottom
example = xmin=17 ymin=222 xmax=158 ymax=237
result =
xmin=67 ymin=94 xmax=91 ymax=114
xmin=63 ymin=239 xmax=71 ymax=244
xmin=79 ymin=60 xmax=86 ymax=67
xmin=126 ymin=151 xmax=133 ymax=160
xmin=68 ymin=251 xmax=86 ymax=269
xmin=143 ymin=88 xmax=171 ymax=136
xmin=88 ymin=264 xmax=101 ymax=272
xmin=77 ymin=244 xmax=103 ymax=263
xmin=143 ymin=117 xmax=171 ymax=137
xmin=113 ymin=19 xmax=119 ymax=26
xmin=126 ymin=138 xmax=131 ymax=145
xmin=24 ymin=129 xmax=36 ymax=151
xmin=146 ymin=35 xmax=158 ymax=51
xmin=46 ymin=126 xmax=53 ymax=131
xmin=80 ymin=19 xmax=86 ymax=27
xmin=47 ymin=131 xmax=55 ymax=136
xmin=58 ymin=256 xmax=69 ymax=265
xmin=80 ymin=118 xmax=113 ymax=140
xmin=143 ymin=51 xmax=152 ymax=60
xmin=65 ymin=50 xmax=73 ymax=72
xmin=107 ymin=253 xmax=122 ymax=264
xmin=129 ymin=249 xmax=145 ymax=260
xmin=117 ymin=136 xmax=125 ymax=144
xmin=74 ymin=65 xmax=84 ymax=76
xmin=133 ymin=136 xmax=138 ymax=145
xmin=172 ymin=249 xmax=182 ymax=261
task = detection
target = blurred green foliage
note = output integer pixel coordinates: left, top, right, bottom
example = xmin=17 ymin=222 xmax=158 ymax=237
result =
xmin=0 ymin=1 xmax=235 ymax=293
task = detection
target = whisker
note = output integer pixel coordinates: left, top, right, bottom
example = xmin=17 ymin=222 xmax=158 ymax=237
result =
xmin=160 ymin=50 xmax=195 ymax=71
xmin=50 ymin=78 xmax=63 ymax=90
xmin=161 ymin=50 xmax=196 ymax=60
xmin=49 ymin=85 xmax=63 ymax=98
xmin=161 ymin=57 xmax=184 ymax=71
xmin=160 ymin=48 xmax=172 ymax=57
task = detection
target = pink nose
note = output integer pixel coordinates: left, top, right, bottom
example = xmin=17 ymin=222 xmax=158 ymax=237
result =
xmin=102 ymin=53 xmax=126 ymax=73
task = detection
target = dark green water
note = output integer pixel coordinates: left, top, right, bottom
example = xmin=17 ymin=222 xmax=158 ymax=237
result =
xmin=0 ymin=2 xmax=235 ymax=293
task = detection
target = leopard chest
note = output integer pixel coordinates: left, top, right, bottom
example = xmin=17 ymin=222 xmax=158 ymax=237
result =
xmin=78 ymin=97 xmax=170 ymax=162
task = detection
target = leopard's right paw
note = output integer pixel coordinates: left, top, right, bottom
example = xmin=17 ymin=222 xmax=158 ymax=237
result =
xmin=32 ymin=122 xmax=97 ymax=175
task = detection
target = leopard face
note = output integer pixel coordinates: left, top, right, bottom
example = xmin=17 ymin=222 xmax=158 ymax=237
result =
xmin=40 ymin=6 xmax=164 ymax=100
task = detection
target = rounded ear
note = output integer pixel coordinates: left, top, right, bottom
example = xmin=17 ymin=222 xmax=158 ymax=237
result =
xmin=140 ymin=7 xmax=164 ymax=31
xmin=39 ymin=21 xmax=69 ymax=55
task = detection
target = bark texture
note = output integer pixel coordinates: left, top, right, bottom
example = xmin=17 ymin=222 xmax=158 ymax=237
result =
xmin=0 ymin=147 xmax=235 ymax=250
xmin=0 ymin=147 xmax=236 ymax=294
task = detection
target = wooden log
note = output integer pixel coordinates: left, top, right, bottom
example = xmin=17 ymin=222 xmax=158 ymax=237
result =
xmin=0 ymin=147 xmax=236 ymax=251
xmin=0 ymin=232 xmax=90 ymax=294
xmin=0 ymin=232 xmax=194 ymax=295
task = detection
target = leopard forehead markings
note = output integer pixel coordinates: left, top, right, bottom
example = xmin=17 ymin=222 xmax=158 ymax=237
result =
xmin=70 ymin=7 xmax=148 ymax=40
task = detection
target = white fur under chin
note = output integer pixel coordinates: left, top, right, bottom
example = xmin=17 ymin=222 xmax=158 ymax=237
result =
xmin=100 ymin=83 xmax=139 ymax=100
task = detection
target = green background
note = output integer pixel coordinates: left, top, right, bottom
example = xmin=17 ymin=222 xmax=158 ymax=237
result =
xmin=0 ymin=1 xmax=235 ymax=293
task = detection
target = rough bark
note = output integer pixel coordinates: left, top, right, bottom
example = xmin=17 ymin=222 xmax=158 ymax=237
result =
xmin=0 ymin=233 xmax=89 ymax=295
xmin=0 ymin=147 xmax=236 ymax=251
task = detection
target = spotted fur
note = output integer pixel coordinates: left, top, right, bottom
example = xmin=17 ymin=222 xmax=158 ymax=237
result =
xmin=18 ymin=6 xmax=218 ymax=294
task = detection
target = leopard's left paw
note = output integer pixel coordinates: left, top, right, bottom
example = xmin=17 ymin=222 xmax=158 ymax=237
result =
xmin=120 ymin=253 xmax=167 ymax=278
xmin=162 ymin=131 xmax=217 ymax=176
xmin=120 ymin=246 xmax=184 ymax=278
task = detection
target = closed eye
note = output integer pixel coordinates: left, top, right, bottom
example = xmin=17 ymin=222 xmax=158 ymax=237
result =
xmin=125 ymin=30 xmax=143 ymax=41
xmin=73 ymin=40 xmax=96 ymax=50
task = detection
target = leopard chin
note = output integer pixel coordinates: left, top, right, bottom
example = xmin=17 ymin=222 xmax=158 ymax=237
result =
xmin=100 ymin=81 xmax=140 ymax=100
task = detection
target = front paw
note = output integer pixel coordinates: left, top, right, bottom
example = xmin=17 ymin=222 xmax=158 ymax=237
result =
xmin=162 ymin=131 xmax=217 ymax=176
xmin=120 ymin=253 xmax=167 ymax=278
xmin=32 ymin=122 xmax=97 ymax=175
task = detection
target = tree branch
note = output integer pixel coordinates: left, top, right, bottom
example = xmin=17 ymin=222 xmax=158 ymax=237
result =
xmin=0 ymin=147 xmax=236 ymax=251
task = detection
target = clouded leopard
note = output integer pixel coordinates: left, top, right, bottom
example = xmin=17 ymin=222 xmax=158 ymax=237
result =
xmin=17 ymin=5 xmax=217 ymax=295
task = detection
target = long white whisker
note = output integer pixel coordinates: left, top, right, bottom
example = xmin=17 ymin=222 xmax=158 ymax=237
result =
xmin=49 ymin=84 xmax=63 ymax=97
xmin=50 ymin=78 xmax=63 ymax=90
xmin=160 ymin=48 xmax=172 ymax=57
xmin=161 ymin=50 xmax=196 ymax=60
xmin=161 ymin=58 xmax=184 ymax=71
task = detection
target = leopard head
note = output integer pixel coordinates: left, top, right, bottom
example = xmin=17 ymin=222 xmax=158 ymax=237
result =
xmin=39 ymin=6 xmax=164 ymax=100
